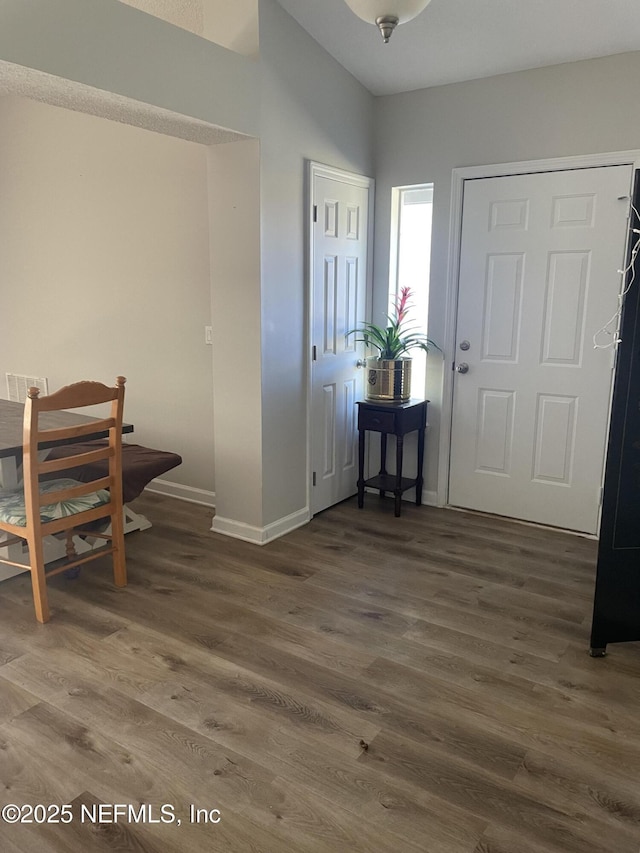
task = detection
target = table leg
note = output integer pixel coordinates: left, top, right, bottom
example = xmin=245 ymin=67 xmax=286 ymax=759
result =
xmin=379 ymin=433 xmax=388 ymax=497
xmin=394 ymin=435 xmax=404 ymax=517
xmin=357 ymin=428 xmax=365 ymax=509
xmin=416 ymin=423 xmax=425 ymax=506
xmin=0 ymin=457 xmax=28 ymax=579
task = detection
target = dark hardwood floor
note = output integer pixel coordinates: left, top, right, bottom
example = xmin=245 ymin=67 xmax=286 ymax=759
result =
xmin=1 ymin=492 xmax=639 ymax=852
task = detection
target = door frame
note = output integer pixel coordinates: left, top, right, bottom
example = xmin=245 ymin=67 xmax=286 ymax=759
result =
xmin=438 ymin=149 xmax=640 ymax=524
xmin=306 ymin=161 xmax=375 ymax=516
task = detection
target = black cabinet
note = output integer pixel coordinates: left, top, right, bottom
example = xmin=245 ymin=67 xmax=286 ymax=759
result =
xmin=356 ymin=399 xmax=428 ymax=517
xmin=590 ymin=170 xmax=640 ymax=655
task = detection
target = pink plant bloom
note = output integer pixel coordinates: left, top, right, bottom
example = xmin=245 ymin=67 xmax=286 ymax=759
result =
xmin=395 ymin=286 xmax=412 ymax=324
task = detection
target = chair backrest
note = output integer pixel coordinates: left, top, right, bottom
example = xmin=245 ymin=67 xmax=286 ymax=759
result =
xmin=22 ymin=378 xmax=126 ymax=535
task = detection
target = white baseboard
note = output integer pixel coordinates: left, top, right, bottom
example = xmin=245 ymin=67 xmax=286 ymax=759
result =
xmin=211 ymin=506 xmax=310 ymax=545
xmin=422 ymin=489 xmax=438 ymax=507
xmin=145 ymin=478 xmax=216 ymax=508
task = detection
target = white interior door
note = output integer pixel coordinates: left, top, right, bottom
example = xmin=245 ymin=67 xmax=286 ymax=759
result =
xmin=310 ymin=166 xmax=371 ymax=515
xmin=449 ymin=165 xmax=632 ymax=534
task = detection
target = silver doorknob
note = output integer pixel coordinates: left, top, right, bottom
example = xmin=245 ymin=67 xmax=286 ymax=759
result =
xmin=356 ymin=359 xmax=367 ymax=368
xmin=456 ymin=362 xmax=469 ymax=374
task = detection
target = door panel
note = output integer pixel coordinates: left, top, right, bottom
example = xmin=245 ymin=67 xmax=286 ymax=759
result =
xmin=449 ymin=165 xmax=632 ymax=534
xmin=311 ymin=171 xmax=370 ymax=515
xmin=542 ymin=252 xmax=589 ymax=364
xmin=482 ymin=253 xmax=523 ymax=361
xmin=475 ymin=388 xmax=515 ymax=475
xmin=532 ymin=393 xmax=577 ymax=484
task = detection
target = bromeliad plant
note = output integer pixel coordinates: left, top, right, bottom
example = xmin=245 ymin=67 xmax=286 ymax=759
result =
xmin=348 ymin=286 xmax=440 ymax=359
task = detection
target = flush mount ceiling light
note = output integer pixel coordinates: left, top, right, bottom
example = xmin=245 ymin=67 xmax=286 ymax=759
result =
xmin=343 ymin=0 xmax=432 ymax=43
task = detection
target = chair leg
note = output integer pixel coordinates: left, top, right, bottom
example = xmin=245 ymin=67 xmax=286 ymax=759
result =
xmin=26 ymin=532 xmax=50 ymax=623
xmin=65 ymin=529 xmax=77 ymax=561
xmin=63 ymin=529 xmax=82 ymax=580
xmin=111 ymin=509 xmax=127 ymax=588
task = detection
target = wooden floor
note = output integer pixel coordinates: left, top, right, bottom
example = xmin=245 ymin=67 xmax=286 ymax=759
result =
xmin=1 ymin=493 xmax=639 ymax=853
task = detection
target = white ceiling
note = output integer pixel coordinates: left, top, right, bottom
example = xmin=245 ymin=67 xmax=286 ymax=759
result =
xmin=275 ymin=0 xmax=640 ymax=96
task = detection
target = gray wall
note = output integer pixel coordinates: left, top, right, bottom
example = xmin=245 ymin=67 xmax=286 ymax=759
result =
xmin=0 ymin=96 xmax=215 ymax=496
xmin=6 ymin=0 xmax=635 ymax=531
xmin=258 ymin=0 xmax=374 ymax=525
xmin=0 ymin=0 xmax=375 ymax=535
xmin=0 ymin=0 xmax=258 ymax=136
xmin=374 ymin=51 xmax=640 ymax=497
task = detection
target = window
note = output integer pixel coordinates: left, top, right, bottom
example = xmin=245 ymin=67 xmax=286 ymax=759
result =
xmin=390 ymin=184 xmax=434 ymax=397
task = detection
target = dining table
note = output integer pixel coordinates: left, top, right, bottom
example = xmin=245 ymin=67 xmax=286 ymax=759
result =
xmin=0 ymin=398 xmax=150 ymax=581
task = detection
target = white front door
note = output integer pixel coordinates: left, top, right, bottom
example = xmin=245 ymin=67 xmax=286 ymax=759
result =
xmin=310 ymin=166 xmax=371 ymax=515
xmin=449 ymin=165 xmax=632 ymax=534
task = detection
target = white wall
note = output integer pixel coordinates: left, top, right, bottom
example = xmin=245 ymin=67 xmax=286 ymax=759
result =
xmin=196 ymin=0 xmax=376 ymax=537
xmin=0 ymin=0 xmax=258 ymax=137
xmin=374 ymin=51 xmax=640 ymax=498
xmin=208 ymin=139 xmax=263 ymax=530
xmin=0 ymin=0 xmax=374 ymax=540
xmin=0 ymin=95 xmax=215 ymax=496
xmin=258 ymin=0 xmax=374 ymax=526
xmin=119 ymin=0 xmax=259 ymax=57
xmin=5 ymin=2 xmax=637 ymax=536
xmin=5 ymin=1 xmax=637 ymax=534
xmin=203 ymin=0 xmax=258 ymax=56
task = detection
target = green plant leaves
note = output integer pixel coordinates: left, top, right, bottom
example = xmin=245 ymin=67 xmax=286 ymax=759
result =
xmin=346 ymin=287 xmax=442 ymax=359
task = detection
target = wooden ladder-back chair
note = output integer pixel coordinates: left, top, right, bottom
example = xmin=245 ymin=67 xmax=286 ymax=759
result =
xmin=0 ymin=377 xmax=127 ymax=623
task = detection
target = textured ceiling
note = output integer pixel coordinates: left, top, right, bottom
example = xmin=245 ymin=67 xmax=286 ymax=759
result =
xmin=118 ymin=0 xmax=204 ymax=36
xmin=0 ymin=61 xmax=249 ymax=146
xmin=116 ymin=0 xmax=259 ymax=56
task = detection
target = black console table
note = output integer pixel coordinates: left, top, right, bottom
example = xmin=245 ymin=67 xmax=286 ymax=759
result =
xmin=356 ymin=398 xmax=428 ymax=517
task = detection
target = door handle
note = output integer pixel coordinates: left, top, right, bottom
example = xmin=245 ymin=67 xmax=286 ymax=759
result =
xmin=456 ymin=362 xmax=469 ymax=374
xmin=356 ymin=359 xmax=367 ymax=368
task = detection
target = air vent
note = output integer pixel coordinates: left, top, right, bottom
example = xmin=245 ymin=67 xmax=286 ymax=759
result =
xmin=6 ymin=373 xmax=49 ymax=403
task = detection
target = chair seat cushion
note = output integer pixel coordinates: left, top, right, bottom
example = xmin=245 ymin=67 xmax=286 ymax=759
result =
xmin=43 ymin=441 xmax=182 ymax=503
xmin=0 ymin=478 xmax=110 ymax=527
